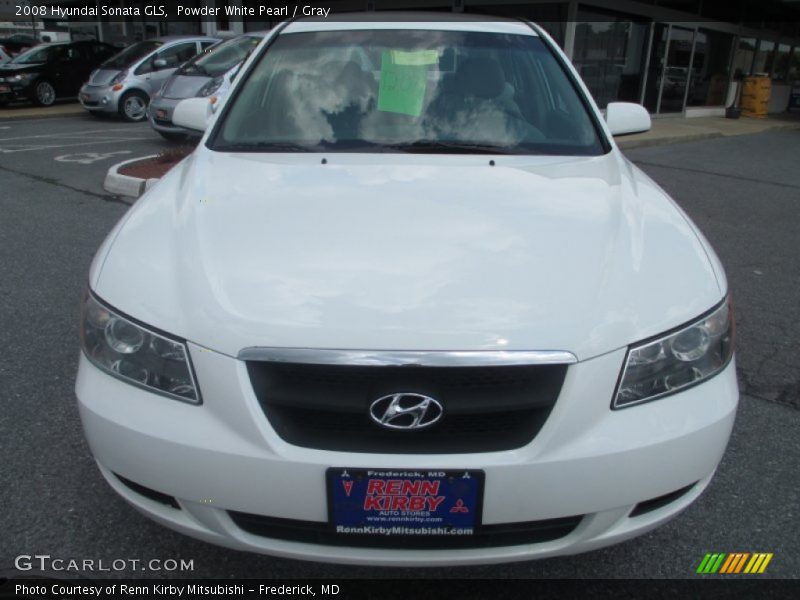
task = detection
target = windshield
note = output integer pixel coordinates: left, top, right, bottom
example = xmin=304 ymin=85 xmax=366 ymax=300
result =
xmin=211 ymin=29 xmax=605 ymax=155
xmin=101 ymin=40 xmax=162 ymax=70
xmin=12 ymin=45 xmax=57 ymax=64
xmin=180 ymin=35 xmax=261 ymax=78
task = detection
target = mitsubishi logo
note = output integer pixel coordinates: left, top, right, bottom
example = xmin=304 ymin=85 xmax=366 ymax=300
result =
xmin=369 ymin=393 xmax=444 ymax=430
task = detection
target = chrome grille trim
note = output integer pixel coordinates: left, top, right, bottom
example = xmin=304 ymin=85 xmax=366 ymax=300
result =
xmin=237 ymin=348 xmax=577 ymax=366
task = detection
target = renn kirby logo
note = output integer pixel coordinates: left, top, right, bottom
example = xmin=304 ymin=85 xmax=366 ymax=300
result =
xmin=363 ymin=479 xmax=445 ymax=512
xmin=696 ymin=552 xmax=773 ymax=574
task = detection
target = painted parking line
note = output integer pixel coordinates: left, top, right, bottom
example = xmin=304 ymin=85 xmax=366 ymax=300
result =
xmin=0 ymin=127 xmax=149 ymax=142
xmin=0 ymin=136 xmax=152 ymax=153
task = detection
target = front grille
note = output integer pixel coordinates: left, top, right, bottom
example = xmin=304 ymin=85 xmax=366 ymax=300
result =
xmin=246 ymin=362 xmax=567 ymax=453
xmin=229 ymin=511 xmax=582 ymax=549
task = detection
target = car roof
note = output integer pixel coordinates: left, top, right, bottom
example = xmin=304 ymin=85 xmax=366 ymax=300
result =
xmin=152 ymin=35 xmax=220 ymax=43
xmin=282 ymin=12 xmax=538 ymax=36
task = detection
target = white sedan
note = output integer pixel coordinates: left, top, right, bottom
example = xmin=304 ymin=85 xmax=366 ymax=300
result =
xmin=76 ymin=14 xmax=738 ymax=566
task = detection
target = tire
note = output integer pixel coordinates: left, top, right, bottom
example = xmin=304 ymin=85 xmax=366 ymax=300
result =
xmin=118 ymin=90 xmax=149 ymax=122
xmin=157 ymin=130 xmax=188 ymax=142
xmin=33 ymin=80 xmax=56 ymax=106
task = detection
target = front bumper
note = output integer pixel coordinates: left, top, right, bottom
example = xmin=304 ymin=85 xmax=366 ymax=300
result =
xmin=147 ymin=96 xmax=187 ymax=134
xmin=75 ymin=346 xmax=738 ymax=566
xmin=79 ymin=83 xmax=121 ymax=114
xmin=0 ymin=80 xmax=34 ymax=102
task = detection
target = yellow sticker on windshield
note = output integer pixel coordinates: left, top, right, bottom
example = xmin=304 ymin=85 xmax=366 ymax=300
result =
xmin=378 ymin=51 xmax=435 ymax=118
xmin=390 ymin=50 xmax=439 ymax=66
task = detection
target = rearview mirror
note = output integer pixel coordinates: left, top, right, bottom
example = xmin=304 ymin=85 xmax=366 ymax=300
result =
xmin=605 ymin=102 xmax=651 ymax=136
xmin=173 ymin=97 xmax=212 ymax=132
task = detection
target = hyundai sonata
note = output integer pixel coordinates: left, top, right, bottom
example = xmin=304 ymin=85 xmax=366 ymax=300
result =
xmin=76 ymin=14 xmax=738 ymax=566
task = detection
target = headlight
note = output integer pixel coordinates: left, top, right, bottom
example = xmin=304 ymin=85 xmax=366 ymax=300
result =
xmin=613 ymin=298 xmax=733 ymax=409
xmin=80 ymin=292 xmax=201 ymax=404
xmin=197 ymin=76 xmax=223 ymax=97
xmin=8 ymin=73 xmax=32 ymax=82
xmin=109 ymin=70 xmax=127 ymax=85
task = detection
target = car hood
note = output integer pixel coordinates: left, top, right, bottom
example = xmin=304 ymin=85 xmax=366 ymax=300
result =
xmin=93 ymin=149 xmax=723 ymax=361
xmin=88 ymin=68 xmax=121 ymax=85
xmin=161 ymin=73 xmax=210 ymax=99
xmin=0 ymin=63 xmax=42 ymax=75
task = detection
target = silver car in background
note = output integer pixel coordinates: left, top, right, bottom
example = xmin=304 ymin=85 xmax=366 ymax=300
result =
xmin=79 ymin=36 xmax=219 ymax=122
xmin=149 ymin=32 xmax=265 ymax=140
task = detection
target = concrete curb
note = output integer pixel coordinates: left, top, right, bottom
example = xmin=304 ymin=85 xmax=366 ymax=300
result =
xmin=104 ymin=155 xmax=159 ymax=198
xmin=616 ymin=119 xmax=800 ymax=150
xmin=0 ymin=103 xmax=86 ymax=121
xmin=616 ymin=132 xmax=724 ymax=150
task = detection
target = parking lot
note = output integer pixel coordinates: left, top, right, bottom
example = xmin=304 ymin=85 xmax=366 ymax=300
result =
xmin=1 ymin=112 xmax=798 ymax=579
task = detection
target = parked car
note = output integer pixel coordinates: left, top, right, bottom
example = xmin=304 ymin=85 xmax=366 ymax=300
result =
xmin=0 ymin=34 xmax=38 ymax=56
xmin=0 ymin=41 xmax=117 ymax=106
xmin=79 ymin=36 xmax=219 ymax=122
xmin=0 ymin=46 xmax=11 ymax=66
xmin=149 ymin=32 xmax=265 ymax=140
xmin=77 ymin=15 xmax=737 ymax=565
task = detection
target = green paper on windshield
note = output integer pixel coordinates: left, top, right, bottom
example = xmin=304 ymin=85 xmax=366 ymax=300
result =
xmin=378 ymin=50 xmax=437 ymax=117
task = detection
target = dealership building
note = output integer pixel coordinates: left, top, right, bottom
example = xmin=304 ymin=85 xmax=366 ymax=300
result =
xmin=5 ymin=0 xmax=800 ymax=115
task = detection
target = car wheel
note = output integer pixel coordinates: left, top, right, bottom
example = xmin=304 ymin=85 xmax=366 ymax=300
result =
xmin=119 ymin=91 xmax=149 ymax=122
xmin=157 ymin=130 xmax=188 ymax=142
xmin=33 ymin=80 xmax=56 ymax=106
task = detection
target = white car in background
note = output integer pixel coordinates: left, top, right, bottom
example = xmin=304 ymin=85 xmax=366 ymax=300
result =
xmin=76 ymin=14 xmax=738 ymax=565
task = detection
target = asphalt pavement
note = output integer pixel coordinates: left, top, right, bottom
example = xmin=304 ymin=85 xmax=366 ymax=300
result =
xmin=0 ymin=115 xmax=798 ymax=580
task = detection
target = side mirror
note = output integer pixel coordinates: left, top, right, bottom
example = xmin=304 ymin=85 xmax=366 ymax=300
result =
xmin=605 ymin=102 xmax=651 ymax=136
xmin=173 ymin=97 xmax=212 ymax=132
xmin=153 ymin=58 xmax=168 ymax=70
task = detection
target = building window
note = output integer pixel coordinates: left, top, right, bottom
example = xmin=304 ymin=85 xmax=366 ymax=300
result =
xmin=788 ymin=47 xmax=800 ymax=83
xmin=572 ymin=8 xmax=649 ymax=108
xmin=752 ymin=40 xmax=775 ymax=75
xmin=686 ymin=29 xmax=734 ymax=107
xmin=772 ymin=44 xmax=792 ymax=81
xmin=732 ymin=37 xmax=756 ymax=77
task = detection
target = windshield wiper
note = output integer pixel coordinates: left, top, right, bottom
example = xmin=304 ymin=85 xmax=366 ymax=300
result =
xmin=213 ymin=141 xmax=321 ymax=153
xmin=382 ymin=140 xmax=519 ymax=155
xmin=180 ymin=63 xmax=208 ymax=76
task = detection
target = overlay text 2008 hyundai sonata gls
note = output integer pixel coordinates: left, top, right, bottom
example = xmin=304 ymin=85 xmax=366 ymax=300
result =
xmin=76 ymin=15 xmax=738 ymax=566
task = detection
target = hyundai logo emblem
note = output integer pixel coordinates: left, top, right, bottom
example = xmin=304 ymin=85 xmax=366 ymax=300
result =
xmin=369 ymin=393 xmax=444 ymax=430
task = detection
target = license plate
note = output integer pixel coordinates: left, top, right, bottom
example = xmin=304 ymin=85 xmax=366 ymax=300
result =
xmin=81 ymin=93 xmax=91 ymax=101
xmin=0 ymin=85 xmax=10 ymax=93
xmin=327 ymin=468 xmax=482 ymax=537
xmin=156 ymin=109 xmax=167 ymax=119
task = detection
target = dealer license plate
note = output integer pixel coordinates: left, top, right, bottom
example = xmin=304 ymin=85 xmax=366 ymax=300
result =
xmin=155 ymin=109 xmax=167 ymax=119
xmin=327 ymin=468 xmax=482 ymax=537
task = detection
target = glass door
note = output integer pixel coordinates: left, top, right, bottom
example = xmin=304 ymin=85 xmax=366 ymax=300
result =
xmin=660 ymin=26 xmax=695 ymax=113
xmin=642 ymin=24 xmax=696 ymax=114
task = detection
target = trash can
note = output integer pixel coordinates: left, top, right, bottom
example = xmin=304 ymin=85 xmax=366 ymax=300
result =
xmin=790 ymin=81 xmax=800 ymax=111
xmin=740 ymin=75 xmax=771 ymax=118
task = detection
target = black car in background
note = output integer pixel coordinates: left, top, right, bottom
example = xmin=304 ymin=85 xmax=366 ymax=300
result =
xmin=0 ymin=34 xmax=38 ymax=55
xmin=0 ymin=40 xmax=117 ymax=106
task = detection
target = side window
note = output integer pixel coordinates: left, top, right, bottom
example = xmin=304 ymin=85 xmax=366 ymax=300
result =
xmin=136 ymin=42 xmax=197 ymax=74
xmin=159 ymin=42 xmax=198 ymax=68
xmin=200 ymin=41 xmax=216 ymax=51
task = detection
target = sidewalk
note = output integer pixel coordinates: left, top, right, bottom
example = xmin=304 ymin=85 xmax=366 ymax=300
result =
xmin=0 ymin=102 xmax=84 ymax=120
xmin=615 ymin=112 xmax=800 ymax=149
